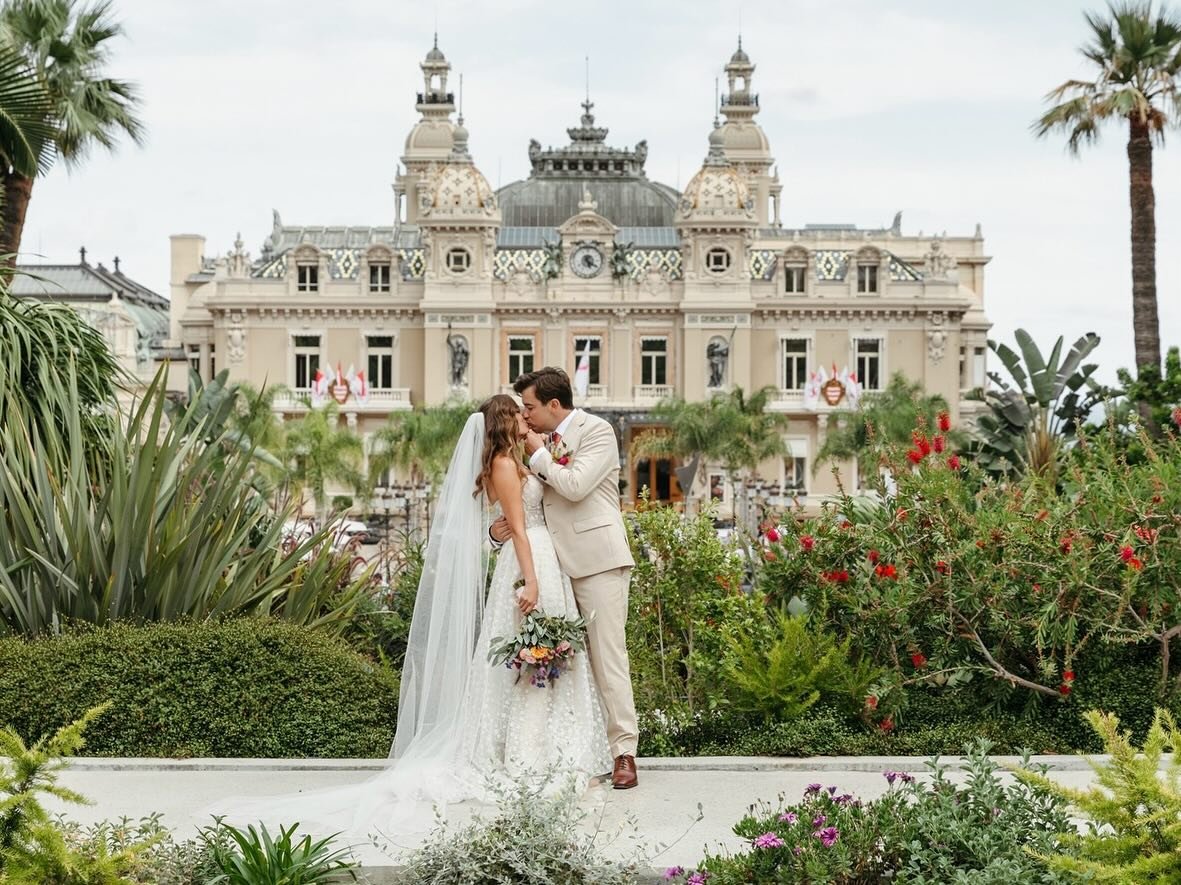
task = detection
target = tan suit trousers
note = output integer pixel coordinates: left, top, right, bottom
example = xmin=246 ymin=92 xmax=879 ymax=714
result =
xmin=570 ymin=565 xmax=639 ymax=758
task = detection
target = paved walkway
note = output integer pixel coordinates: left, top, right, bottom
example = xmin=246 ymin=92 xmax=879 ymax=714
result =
xmin=48 ymin=756 xmax=1105 ymax=880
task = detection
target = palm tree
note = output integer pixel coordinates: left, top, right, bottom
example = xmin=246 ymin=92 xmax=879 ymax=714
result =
xmin=0 ymin=0 xmax=145 ymax=258
xmin=1034 ymin=2 xmax=1181 ymax=404
xmin=280 ymin=404 xmax=364 ymax=524
xmin=815 ymin=373 xmax=952 ymax=469
xmin=0 ymin=41 xmax=55 ymax=206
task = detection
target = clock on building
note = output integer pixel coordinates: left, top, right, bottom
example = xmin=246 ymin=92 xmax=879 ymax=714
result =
xmin=570 ymin=244 xmax=604 ymax=278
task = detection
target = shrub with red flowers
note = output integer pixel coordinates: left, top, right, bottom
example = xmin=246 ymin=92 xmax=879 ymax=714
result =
xmin=755 ymin=415 xmax=1181 ymax=708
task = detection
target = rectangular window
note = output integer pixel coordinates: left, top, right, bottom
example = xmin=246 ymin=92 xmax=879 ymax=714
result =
xmin=855 ymin=338 xmax=882 ymax=391
xmin=209 ymin=344 xmax=216 ymax=380
xmin=784 ymin=456 xmax=807 ymax=493
xmin=187 ymin=344 xmax=201 ymax=376
xmin=572 ymin=336 xmax=602 ymax=385
xmin=784 ymin=265 xmax=805 ymax=294
xmin=367 ymin=335 xmax=394 ymax=389
xmin=297 ymin=264 xmax=319 ymax=293
xmin=641 ymin=338 xmax=668 ymax=386
xmin=369 ymin=263 xmax=391 ymax=293
xmin=973 ymin=346 xmax=986 ymax=387
xmin=782 ymin=338 xmax=808 ymax=390
xmin=293 ymin=334 xmax=321 ymax=389
xmin=507 ymin=335 xmax=535 ymax=381
xmin=857 ymin=264 xmax=878 ymax=294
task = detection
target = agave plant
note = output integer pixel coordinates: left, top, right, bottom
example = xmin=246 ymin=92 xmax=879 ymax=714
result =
xmin=0 ymin=366 xmax=370 ymax=637
xmin=204 ymin=821 xmax=357 ymax=885
xmin=972 ymin=329 xmax=1108 ymax=482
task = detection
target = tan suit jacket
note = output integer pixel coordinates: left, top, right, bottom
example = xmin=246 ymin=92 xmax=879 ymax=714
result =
xmin=533 ymin=410 xmax=634 ymax=579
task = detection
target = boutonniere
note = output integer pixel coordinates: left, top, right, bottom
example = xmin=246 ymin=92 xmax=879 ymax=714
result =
xmin=551 ymin=439 xmax=574 ymax=466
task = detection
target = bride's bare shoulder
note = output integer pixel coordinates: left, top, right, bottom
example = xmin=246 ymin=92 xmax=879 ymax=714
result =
xmin=487 ymin=454 xmax=525 ymax=506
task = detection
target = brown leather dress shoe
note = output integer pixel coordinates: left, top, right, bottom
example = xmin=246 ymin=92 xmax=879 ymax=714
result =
xmin=612 ymin=754 xmax=638 ymax=790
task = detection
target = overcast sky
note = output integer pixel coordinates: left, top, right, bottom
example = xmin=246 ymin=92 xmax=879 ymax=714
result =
xmin=19 ymin=0 xmax=1181 ymax=384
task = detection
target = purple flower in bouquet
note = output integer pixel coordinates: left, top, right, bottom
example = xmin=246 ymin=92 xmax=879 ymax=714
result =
xmin=778 ymin=811 xmax=798 ymax=824
xmin=812 ymin=814 xmax=826 ymax=828
xmin=663 ymin=867 xmax=685 ymax=880
xmin=753 ymin=832 xmax=785 ymax=850
xmin=814 ymin=826 xmax=840 ymax=847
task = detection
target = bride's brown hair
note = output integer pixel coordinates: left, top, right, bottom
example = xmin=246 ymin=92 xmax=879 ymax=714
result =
xmin=474 ymin=394 xmax=524 ymax=497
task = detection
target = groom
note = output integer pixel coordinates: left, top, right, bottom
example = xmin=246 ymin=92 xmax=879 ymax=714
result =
xmin=491 ymin=367 xmax=640 ymax=790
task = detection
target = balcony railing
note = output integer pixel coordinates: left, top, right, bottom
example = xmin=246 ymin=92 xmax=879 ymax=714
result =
xmin=276 ymin=388 xmax=412 ymax=411
xmin=633 ymin=384 xmax=674 ymax=401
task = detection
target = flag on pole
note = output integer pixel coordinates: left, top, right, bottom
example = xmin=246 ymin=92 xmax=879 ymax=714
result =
xmin=310 ymin=366 xmax=328 ymax=406
xmin=347 ymin=364 xmax=368 ymax=404
xmin=574 ymin=339 xmax=592 ymax=398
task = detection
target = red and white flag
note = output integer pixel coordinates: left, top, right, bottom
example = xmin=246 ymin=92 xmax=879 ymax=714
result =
xmin=347 ymin=364 xmax=368 ymax=404
xmin=573 ymin=339 xmax=592 ymax=399
xmin=310 ymin=366 xmax=329 ymax=405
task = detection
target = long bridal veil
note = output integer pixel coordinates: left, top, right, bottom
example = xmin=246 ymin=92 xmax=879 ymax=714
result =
xmin=205 ymin=412 xmax=490 ymax=844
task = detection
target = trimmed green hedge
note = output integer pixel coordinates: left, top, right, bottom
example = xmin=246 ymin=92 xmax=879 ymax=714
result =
xmin=0 ymin=620 xmax=398 ymax=757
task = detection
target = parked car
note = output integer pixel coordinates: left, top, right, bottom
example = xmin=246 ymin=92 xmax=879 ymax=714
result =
xmin=333 ymin=519 xmax=378 ymax=550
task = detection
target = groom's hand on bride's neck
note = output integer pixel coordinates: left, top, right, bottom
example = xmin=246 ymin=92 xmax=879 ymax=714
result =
xmin=524 ymin=430 xmax=547 ymax=455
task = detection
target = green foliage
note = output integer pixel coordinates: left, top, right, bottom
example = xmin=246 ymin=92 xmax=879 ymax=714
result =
xmin=724 ymin=611 xmax=882 ymax=722
xmin=164 ymin=370 xmax=283 ymax=472
xmin=972 ymin=328 xmax=1106 ymax=480
xmin=389 ymin=776 xmax=645 ymax=884
xmin=339 ymin=530 xmax=422 ymax=671
xmin=626 ymin=500 xmax=761 ymax=715
xmin=0 ymin=41 xmax=56 ymax=178
xmin=278 ymin=403 xmax=364 ymax=523
xmin=0 ymin=369 xmax=370 ymax=637
xmin=0 ymin=620 xmax=398 ymax=757
xmin=815 ymin=373 xmax=953 ymax=467
xmin=668 ymin=741 xmax=1075 ymax=885
xmin=368 ymin=400 xmax=477 ymax=490
xmin=205 ymin=821 xmax=356 ymax=885
xmin=0 ymin=704 xmax=159 ymax=883
xmin=1116 ymin=345 xmax=1181 ymax=439
xmin=1017 ymin=708 xmax=1181 ymax=883
xmin=54 ymin=815 xmax=230 ymax=885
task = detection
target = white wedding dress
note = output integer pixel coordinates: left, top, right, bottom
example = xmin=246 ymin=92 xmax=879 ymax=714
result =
xmin=206 ymin=466 xmax=611 ymax=846
xmin=461 ymin=474 xmax=612 ymax=788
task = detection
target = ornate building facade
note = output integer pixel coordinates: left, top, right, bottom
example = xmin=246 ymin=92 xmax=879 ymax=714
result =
xmin=167 ymin=39 xmax=991 ymax=511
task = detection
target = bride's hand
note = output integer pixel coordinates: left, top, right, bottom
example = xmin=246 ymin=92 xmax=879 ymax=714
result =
xmin=517 ymin=579 xmax=539 ymax=615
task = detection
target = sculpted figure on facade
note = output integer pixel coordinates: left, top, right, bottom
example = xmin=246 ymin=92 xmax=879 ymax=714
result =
xmin=446 ymin=330 xmax=469 ymax=387
xmin=707 ymin=336 xmax=730 ymax=389
xmin=924 ymin=239 xmax=956 ymax=279
xmin=610 ymin=241 xmax=633 ymax=280
xmin=541 ymin=239 xmax=563 ymax=280
xmin=227 ymin=311 xmax=247 ymax=363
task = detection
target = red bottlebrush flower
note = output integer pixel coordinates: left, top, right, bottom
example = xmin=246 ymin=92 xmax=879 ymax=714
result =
xmin=947 ymin=455 xmax=962 ymax=471
xmin=906 ymin=449 xmax=923 ymax=465
xmin=1060 ymin=538 xmax=1073 ymax=554
xmin=910 ymin=652 xmax=928 ymax=669
xmin=1063 ymin=670 xmax=1075 ymax=682
xmin=865 ymin=694 xmax=878 ymax=710
xmin=826 ymin=569 xmax=850 ymax=583
xmin=938 ymin=412 xmax=951 ymax=432
xmin=1032 ymin=583 xmax=1042 ymax=594
xmin=1172 ymin=406 xmax=1181 ymax=427
xmin=800 ymin=535 xmax=815 ymax=552
xmin=915 ymin=434 xmax=932 ymax=456
xmin=764 ymin=550 xmax=778 ymax=562
xmin=764 ymin=527 xmax=781 ymax=543
xmin=1059 ymin=683 xmax=1072 ymax=696
xmin=875 ymin=563 xmax=898 ymax=579
xmin=868 ymin=550 xmax=880 ymax=564
xmin=1134 ymin=525 xmax=1158 ymax=544
xmin=879 ymin=716 xmax=895 ymax=733
xmin=933 ymin=435 xmax=946 ymax=454
xmin=1130 ymin=557 xmax=1144 ymax=571
xmin=1035 ymin=509 xmax=1049 ymax=521
xmin=896 ymin=508 xmax=909 ymax=522
xmin=935 ymin=560 xmax=950 ymax=575
xmin=1120 ymin=545 xmax=1135 ymax=563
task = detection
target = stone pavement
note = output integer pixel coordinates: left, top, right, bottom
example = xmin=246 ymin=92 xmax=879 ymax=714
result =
xmin=47 ymin=756 xmax=1106 ymax=882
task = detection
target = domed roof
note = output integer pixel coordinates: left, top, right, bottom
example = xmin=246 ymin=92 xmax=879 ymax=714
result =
xmin=426 ymin=45 xmax=445 ymax=62
xmin=424 ymin=162 xmax=497 ymax=215
xmin=403 ymin=120 xmax=454 ymax=160
xmin=676 ymin=129 xmax=754 ymax=226
xmin=718 ymin=120 xmax=769 ymax=153
xmin=729 ymin=37 xmax=751 ymax=66
xmin=498 ymin=176 xmax=677 ymax=227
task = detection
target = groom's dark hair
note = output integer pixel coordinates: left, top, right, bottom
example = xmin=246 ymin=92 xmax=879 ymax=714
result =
xmin=514 ymin=367 xmax=574 ymax=409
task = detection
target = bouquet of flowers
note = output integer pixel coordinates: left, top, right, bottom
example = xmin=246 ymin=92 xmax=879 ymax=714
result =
xmin=488 ymin=610 xmax=588 ymax=688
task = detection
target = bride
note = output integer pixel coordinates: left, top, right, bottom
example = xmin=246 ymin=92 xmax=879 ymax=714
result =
xmin=212 ymin=394 xmax=611 ymax=841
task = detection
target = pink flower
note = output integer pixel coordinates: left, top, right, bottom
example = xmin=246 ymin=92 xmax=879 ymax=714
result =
xmin=557 ymin=456 xmax=571 ymax=466
xmin=814 ymin=826 xmax=840 ymax=847
xmin=753 ymin=832 xmax=785 ymax=850
xmin=662 ymin=867 xmax=685 ymax=880
xmin=556 ymin=641 xmax=571 ymax=654
xmin=518 ymin=648 xmax=531 ymax=661
xmin=779 ymin=811 xmax=798 ymax=823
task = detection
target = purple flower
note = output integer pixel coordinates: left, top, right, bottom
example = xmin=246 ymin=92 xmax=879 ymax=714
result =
xmin=883 ymin=770 xmax=899 ymax=784
xmin=805 ymin=783 xmax=821 ymax=795
xmin=793 ymin=846 xmax=803 ymax=856
xmin=814 ymin=826 xmax=840 ymax=847
xmin=753 ymin=832 xmax=785 ymax=850
xmin=663 ymin=867 xmax=685 ymax=880
xmin=883 ymin=769 xmax=914 ymax=785
xmin=826 ymin=785 xmax=837 ymax=796
xmin=834 ymin=793 xmax=854 ymax=805
xmin=778 ymin=811 xmax=798 ymax=824
xmin=812 ymin=814 xmax=826 ymax=828
xmin=687 ymin=873 xmax=711 ymax=885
